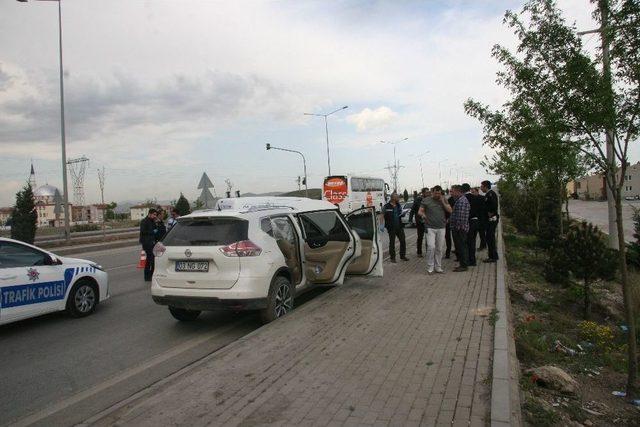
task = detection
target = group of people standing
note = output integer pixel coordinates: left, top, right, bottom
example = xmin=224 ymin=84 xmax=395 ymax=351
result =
xmin=383 ymin=180 xmax=499 ymax=273
xmin=139 ymin=207 xmax=180 ymax=281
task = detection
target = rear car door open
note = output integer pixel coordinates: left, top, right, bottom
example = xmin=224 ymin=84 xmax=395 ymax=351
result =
xmin=345 ymin=207 xmax=383 ymax=277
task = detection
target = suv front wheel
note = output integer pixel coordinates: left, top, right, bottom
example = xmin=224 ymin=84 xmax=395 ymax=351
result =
xmin=260 ymin=275 xmax=294 ymax=323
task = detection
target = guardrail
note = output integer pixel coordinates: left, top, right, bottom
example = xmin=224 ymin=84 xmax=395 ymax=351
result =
xmin=34 ymin=227 xmax=138 ymax=243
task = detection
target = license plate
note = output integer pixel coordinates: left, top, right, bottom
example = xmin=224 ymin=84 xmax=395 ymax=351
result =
xmin=175 ymin=261 xmax=209 ymax=272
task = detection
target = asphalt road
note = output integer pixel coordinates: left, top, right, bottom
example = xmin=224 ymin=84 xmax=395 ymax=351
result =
xmin=1 ymin=229 xmax=416 ymax=426
xmin=568 ymin=199 xmax=639 ymax=242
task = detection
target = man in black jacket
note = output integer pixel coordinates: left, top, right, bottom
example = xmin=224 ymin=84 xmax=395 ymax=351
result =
xmin=383 ymin=192 xmax=408 ymax=263
xmin=462 ymin=183 xmax=484 ymax=266
xmin=410 ymin=188 xmax=429 ymax=257
xmin=481 ymin=180 xmax=500 ymax=262
xmin=139 ymin=208 xmax=158 ymax=281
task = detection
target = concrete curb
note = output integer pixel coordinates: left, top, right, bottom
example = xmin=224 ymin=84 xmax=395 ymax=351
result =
xmin=490 ymin=219 xmax=523 ymax=427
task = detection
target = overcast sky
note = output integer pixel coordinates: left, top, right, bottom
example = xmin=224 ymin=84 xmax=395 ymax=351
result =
xmin=0 ymin=0 xmax=601 ymax=206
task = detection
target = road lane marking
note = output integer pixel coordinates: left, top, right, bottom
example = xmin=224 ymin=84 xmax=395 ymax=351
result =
xmin=10 ymin=316 xmax=254 ymax=427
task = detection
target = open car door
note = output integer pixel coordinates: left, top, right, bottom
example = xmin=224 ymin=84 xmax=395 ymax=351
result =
xmin=345 ymin=206 xmax=383 ymax=277
xmin=297 ymin=210 xmax=356 ymax=285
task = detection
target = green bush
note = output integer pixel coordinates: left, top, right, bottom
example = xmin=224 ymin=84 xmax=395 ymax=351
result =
xmin=72 ymin=224 xmax=99 ymax=232
xmin=562 ymin=222 xmax=618 ymax=319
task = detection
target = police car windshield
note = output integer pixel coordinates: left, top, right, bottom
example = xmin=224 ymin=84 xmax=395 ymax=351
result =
xmin=162 ymin=218 xmax=248 ymax=246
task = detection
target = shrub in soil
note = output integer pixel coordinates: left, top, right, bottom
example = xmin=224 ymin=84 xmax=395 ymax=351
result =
xmin=558 ymin=222 xmax=618 ymax=319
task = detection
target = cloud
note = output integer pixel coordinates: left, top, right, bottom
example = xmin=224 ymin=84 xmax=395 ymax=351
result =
xmin=347 ymin=107 xmax=399 ymax=132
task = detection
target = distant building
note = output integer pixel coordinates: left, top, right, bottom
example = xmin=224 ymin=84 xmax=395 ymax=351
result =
xmin=573 ymin=174 xmax=606 ymax=201
xmin=130 ymin=204 xmax=172 ymax=220
xmin=621 ymin=161 xmax=640 ymax=199
xmin=34 ymin=183 xmax=71 ymax=227
xmin=130 ymin=204 xmax=154 ymax=220
xmin=568 ymin=162 xmax=640 ymax=201
xmin=0 ymin=207 xmax=13 ymax=226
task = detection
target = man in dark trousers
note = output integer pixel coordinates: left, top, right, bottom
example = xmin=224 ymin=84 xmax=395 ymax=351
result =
xmin=462 ymin=183 xmax=484 ymax=266
xmin=481 ymin=180 xmax=500 ymax=262
xmin=450 ymin=185 xmax=470 ymax=272
xmin=475 ymin=187 xmax=488 ymax=251
xmin=445 ymin=189 xmax=456 ymax=259
xmin=410 ymin=188 xmax=428 ymax=257
xmin=139 ymin=208 xmax=158 ymax=281
xmin=383 ymin=192 xmax=409 ymax=263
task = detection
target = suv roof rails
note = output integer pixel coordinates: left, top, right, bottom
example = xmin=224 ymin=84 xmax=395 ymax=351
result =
xmin=240 ymin=205 xmax=296 ymax=213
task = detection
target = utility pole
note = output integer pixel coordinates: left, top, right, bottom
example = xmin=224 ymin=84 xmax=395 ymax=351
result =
xmin=296 ymin=176 xmax=302 ymax=191
xmin=97 ymin=167 xmax=105 ymax=241
xmin=381 ymin=138 xmax=408 ymax=192
xmin=578 ymin=0 xmax=617 ymax=248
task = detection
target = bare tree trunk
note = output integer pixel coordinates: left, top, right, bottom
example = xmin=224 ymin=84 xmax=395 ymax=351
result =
xmin=615 ymin=188 xmax=638 ymax=397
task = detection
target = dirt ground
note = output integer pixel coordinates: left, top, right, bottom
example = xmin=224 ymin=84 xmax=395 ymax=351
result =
xmin=504 ymin=222 xmax=640 ymax=426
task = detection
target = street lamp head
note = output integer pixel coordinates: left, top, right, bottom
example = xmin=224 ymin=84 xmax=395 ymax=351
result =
xmin=266 ymin=143 xmax=271 ymax=150
xmin=342 ymin=106 xmax=348 ymax=109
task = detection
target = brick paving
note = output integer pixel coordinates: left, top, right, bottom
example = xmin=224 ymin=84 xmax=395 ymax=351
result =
xmin=92 ymin=249 xmax=495 ymax=426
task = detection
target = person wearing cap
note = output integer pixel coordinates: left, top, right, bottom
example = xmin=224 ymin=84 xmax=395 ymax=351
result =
xmin=139 ymin=208 xmax=158 ymax=281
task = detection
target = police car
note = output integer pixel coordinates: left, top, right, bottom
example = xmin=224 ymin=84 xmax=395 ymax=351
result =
xmin=0 ymin=237 xmax=109 ymax=326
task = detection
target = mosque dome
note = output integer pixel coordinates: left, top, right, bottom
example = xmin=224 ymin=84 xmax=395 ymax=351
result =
xmin=34 ymin=184 xmax=60 ymax=198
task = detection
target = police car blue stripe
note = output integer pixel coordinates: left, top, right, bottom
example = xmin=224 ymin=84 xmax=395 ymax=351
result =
xmin=1 ymin=281 xmax=68 ymax=308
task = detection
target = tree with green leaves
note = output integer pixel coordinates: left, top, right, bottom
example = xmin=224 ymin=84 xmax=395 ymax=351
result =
xmin=192 ymin=198 xmax=204 ymax=210
xmin=563 ymin=222 xmax=618 ymax=319
xmin=105 ymin=202 xmax=117 ymax=220
xmin=11 ymin=183 xmax=37 ymax=244
xmin=465 ymin=0 xmax=639 ymax=395
xmin=175 ymin=193 xmax=191 ymax=216
xmin=402 ymin=189 xmax=409 ymax=202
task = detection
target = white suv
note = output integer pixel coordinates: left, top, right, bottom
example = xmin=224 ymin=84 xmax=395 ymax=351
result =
xmin=151 ymin=197 xmax=383 ymax=323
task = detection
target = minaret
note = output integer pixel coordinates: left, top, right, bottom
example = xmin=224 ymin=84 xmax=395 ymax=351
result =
xmin=29 ymin=161 xmax=36 ymax=189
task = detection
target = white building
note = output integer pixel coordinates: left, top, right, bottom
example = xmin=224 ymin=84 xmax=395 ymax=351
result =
xmin=621 ymin=162 xmax=640 ymax=199
xmin=33 ymin=184 xmax=71 ymax=227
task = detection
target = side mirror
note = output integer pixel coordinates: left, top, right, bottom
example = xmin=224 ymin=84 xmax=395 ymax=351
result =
xmin=44 ymin=254 xmax=60 ymax=265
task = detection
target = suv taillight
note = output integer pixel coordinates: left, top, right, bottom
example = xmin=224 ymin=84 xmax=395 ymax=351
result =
xmin=153 ymin=242 xmax=166 ymax=257
xmin=220 ymin=240 xmax=262 ymax=257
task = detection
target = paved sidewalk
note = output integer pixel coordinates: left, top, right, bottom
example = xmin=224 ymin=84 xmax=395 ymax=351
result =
xmin=90 ymin=256 xmax=495 ymax=427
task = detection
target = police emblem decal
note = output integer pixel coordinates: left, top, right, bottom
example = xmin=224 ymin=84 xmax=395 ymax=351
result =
xmin=27 ymin=268 xmax=40 ymax=282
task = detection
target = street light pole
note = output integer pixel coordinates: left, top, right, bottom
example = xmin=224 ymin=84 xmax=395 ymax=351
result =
xmin=18 ymin=0 xmax=71 ymax=243
xmin=304 ymin=106 xmax=348 ymax=176
xmin=266 ymin=143 xmax=308 ymax=198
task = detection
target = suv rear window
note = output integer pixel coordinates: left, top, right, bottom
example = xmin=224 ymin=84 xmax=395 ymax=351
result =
xmin=163 ymin=218 xmax=248 ymax=246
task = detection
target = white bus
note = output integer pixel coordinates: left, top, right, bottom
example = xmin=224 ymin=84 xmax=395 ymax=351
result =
xmin=323 ymin=175 xmax=388 ymax=214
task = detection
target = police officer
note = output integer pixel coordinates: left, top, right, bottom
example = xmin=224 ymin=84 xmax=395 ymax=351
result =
xmin=139 ymin=208 xmax=158 ymax=281
xmin=383 ymin=192 xmax=409 ymax=263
